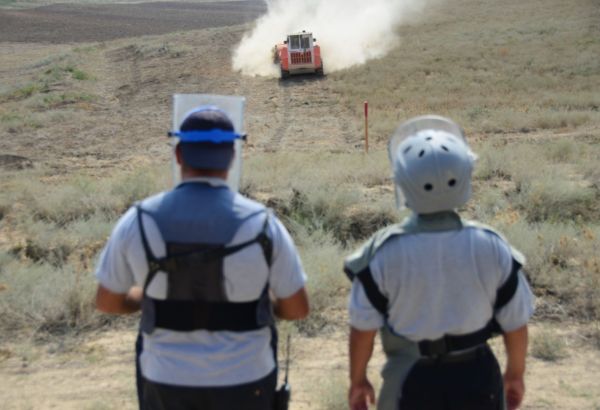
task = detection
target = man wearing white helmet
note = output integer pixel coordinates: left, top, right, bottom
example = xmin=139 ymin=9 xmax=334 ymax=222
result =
xmin=345 ymin=116 xmax=534 ymax=410
xmin=94 ymin=105 xmax=309 ymax=409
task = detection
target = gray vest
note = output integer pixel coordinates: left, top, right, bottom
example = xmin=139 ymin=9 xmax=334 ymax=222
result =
xmin=137 ymin=182 xmax=274 ymax=334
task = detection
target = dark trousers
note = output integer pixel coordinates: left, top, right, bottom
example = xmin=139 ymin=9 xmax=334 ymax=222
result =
xmin=142 ymin=370 xmax=277 ymax=410
xmin=399 ymin=345 xmax=504 ymax=410
xmin=135 ymin=332 xmax=144 ymax=410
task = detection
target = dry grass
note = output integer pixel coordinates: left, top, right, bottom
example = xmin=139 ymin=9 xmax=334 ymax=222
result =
xmin=532 ymin=328 xmax=569 ymax=362
xmin=0 ymin=166 xmax=169 ymax=337
xmin=2 ymin=135 xmax=599 ymax=337
xmin=0 ymin=51 xmax=100 ymax=138
xmin=328 ymin=0 xmax=600 ymax=141
xmin=243 ymin=151 xmax=398 ymax=243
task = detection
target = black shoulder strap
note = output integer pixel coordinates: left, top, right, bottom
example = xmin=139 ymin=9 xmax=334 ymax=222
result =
xmin=257 ymin=212 xmax=273 ymax=267
xmin=136 ymin=205 xmax=162 ymax=293
xmin=136 ymin=205 xmax=154 ymax=260
xmin=487 ymin=258 xmax=522 ymax=334
xmin=494 ymin=258 xmax=521 ymax=310
xmin=347 ymin=266 xmax=389 ymax=319
xmin=207 ymin=211 xmax=273 ymax=266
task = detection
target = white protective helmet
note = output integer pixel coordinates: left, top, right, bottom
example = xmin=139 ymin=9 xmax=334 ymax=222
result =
xmin=388 ymin=115 xmax=477 ymax=214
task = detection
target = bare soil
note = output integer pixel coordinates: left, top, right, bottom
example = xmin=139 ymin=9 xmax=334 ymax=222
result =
xmin=0 ymin=1 xmax=266 ymax=43
xmin=1 ymin=324 xmax=599 ymax=410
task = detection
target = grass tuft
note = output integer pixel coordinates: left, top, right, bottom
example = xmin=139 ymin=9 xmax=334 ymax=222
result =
xmin=531 ymin=329 xmax=569 ymax=361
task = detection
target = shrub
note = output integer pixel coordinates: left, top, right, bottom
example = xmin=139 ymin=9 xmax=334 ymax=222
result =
xmin=244 ymin=151 xmax=397 ymax=242
xmin=1 ymin=83 xmax=40 ymax=102
xmin=71 ymin=69 xmax=91 ymax=81
xmin=498 ymin=221 xmax=600 ymax=320
xmin=0 ymin=256 xmax=100 ymax=337
xmin=513 ymin=173 xmax=598 ymax=223
xmin=531 ymin=329 xmax=568 ymax=361
xmin=290 ymin=225 xmax=349 ymax=335
xmin=0 ymin=165 xmax=169 ymax=337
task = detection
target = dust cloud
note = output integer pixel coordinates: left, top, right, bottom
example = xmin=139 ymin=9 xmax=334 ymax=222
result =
xmin=232 ymin=0 xmax=431 ymax=77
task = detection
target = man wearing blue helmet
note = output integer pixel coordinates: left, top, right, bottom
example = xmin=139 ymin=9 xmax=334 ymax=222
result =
xmin=345 ymin=116 xmax=534 ymax=410
xmin=94 ymin=106 xmax=309 ymax=410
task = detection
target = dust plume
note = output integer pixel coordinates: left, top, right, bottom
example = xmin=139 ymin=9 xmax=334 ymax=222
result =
xmin=232 ymin=0 xmax=430 ymax=77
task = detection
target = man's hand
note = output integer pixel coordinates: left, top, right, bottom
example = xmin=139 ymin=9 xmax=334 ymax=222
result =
xmin=96 ymin=285 xmax=143 ymax=314
xmin=349 ymin=378 xmax=375 ymax=410
xmin=349 ymin=327 xmax=377 ymax=410
xmin=504 ymin=372 xmax=525 ymax=410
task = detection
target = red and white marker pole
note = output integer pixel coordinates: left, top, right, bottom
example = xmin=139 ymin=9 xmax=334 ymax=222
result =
xmin=364 ymin=100 xmax=369 ymax=154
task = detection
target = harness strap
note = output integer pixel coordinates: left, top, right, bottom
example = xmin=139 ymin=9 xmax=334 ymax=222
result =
xmin=487 ymin=257 xmax=522 ymax=334
xmin=136 ymin=206 xmax=273 ymax=292
xmin=150 ymin=298 xmax=267 ymax=332
xmin=418 ymin=326 xmax=493 ymax=356
xmin=347 ymin=266 xmax=389 ymax=319
xmin=136 ymin=205 xmax=161 ymax=293
xmin=495 ymin=258 xmax=521 ymax=311
xmin=258 ymin=212 xmax=273 ymax=267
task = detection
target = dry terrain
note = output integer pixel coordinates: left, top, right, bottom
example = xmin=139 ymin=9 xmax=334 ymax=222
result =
xmin=1 ymin=0 xmax=599 ymax=409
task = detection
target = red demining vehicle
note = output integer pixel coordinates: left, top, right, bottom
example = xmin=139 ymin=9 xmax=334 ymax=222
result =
xmin=274 ymin=31 xmax=323 ymax=78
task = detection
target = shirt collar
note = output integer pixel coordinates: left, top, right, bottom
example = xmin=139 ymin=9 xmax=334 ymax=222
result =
xmin=177 ymin=177 xmax=229 ymax=188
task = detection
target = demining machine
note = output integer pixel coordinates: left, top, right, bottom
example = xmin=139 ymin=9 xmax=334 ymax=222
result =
xmin=273 ymin=31 xmax=323 ymax=79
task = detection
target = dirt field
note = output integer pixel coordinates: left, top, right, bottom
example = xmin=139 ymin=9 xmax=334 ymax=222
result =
xmin=0 ymin=1 xmax=266 ymax=43
xmin=1 ymin=0 xmax=599 ymax=409
xmin=1 ymin=324 xmax=599 ymax=410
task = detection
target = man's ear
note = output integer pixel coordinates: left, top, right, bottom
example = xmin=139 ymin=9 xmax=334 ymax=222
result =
xmin=175 ymin=143 xmax=183 ymax=165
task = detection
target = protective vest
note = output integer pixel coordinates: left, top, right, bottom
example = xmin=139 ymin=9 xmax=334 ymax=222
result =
xmin=344 ymin=211 xmax=524 ymax=358
xmin=135 ymin=182 xmax=275 ymax=335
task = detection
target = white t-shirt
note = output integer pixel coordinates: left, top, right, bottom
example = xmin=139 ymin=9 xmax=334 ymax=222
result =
xmin=95 ymin=178 xmax=307 ymax=387
xmin=349 ymin=225 xmax=534 ymax=341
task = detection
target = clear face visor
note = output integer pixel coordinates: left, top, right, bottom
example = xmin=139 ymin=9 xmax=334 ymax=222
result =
xmin=171 ymin=94 xmax=246 ymax=191
xmin=387 ymin=115 xmax=467 ymax=209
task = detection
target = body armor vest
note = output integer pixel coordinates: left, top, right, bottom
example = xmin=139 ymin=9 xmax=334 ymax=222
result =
xmin=136 ymin=182 xmax=274 ymax=334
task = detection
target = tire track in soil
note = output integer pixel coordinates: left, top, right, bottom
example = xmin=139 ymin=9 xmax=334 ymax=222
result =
xmin=264 ymin=81 xmax=290 ymax=151
xmin=108 ymin=46 xmax=143 ymax=106
xmin=248 ymin=74 xmax=363 ymax=153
